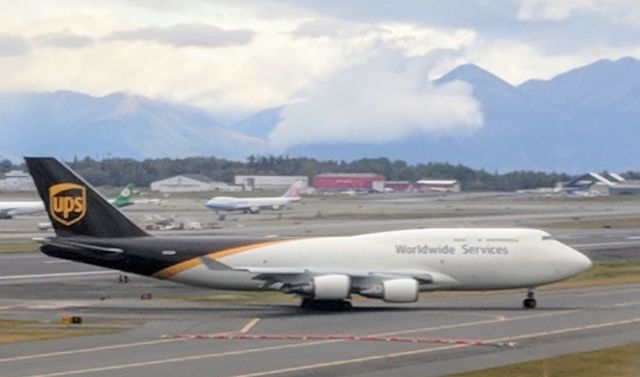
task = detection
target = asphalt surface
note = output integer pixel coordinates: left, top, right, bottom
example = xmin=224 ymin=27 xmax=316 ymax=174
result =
xmin=0 ymin=277 xmax=638 ymax=377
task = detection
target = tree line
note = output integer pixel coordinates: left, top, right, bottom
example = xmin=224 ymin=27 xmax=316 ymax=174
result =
xmin=0 ymin=155 xmax=583 ymax=191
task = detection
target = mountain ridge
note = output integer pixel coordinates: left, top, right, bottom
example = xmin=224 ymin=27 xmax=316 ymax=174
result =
xmin=2 ymin=57 xmax=640 ymax=172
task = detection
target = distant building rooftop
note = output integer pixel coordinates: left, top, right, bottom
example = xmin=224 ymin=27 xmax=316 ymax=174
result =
xmin=180 ymin=174 xmax=213 ymax=183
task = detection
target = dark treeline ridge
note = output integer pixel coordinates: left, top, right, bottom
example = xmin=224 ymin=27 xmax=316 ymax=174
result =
xmin=1 ymin=155 xmax=577 ymax=191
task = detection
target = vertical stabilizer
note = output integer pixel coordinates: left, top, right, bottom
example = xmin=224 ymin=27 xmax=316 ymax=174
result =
xmin=282 ymin=181 xmax=303 ymax=198
xmin=25 ymin=157 xmax=147 ymax=238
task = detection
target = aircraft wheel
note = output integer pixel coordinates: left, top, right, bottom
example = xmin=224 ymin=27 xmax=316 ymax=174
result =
xmin=340 ymin=300 xmax=353 ymax=311
xmin=523 ymin=298 xmax=537 ymax=309
xmin=523 ymin=289 xmax=537 ymax=309
xmin=300 ymin=298 xmax=314 ymax=310
xmin=300 ymin=299 xmax=352 ymax=311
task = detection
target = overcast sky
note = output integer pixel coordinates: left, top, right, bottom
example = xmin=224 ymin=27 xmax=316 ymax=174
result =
xmin=1 ymin=0 xmax=639 ymax=147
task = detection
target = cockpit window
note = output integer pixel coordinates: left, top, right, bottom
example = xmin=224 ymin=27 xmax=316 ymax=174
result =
xmin=542 ymin=235 xmax=554 ymax=241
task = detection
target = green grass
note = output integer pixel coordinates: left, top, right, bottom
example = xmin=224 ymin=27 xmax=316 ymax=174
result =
xmin=0 ymin=242 xmax=39 ymax=253
xmin=547 ymin=259 xmax=640 ymax=289
xmin=0 ymin=319 xmax=126 ymax=344
xmin=448 ymin=343 xmax=639 ymax=377
xmin=160 ymin=290 xmax=295 ymax=303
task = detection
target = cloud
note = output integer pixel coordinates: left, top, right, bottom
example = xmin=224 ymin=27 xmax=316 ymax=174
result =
xmin=103 ymin=23 xmax=254 ymax=47
xmin=34 ymin=31 xmax=93 ymax=48
xmin=0 ymin=33 xmax=29 ymax=57
xmin=517 ymin=0 xmax=596 ymax=21
xmin=268 ymin=50 xmax=483 ymax=150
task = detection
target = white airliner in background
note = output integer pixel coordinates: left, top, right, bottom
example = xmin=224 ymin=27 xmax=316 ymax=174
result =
xmin=206 ymin=181 xmax=302 ymax=214
xmin=0 ymin=200 xmax=45 ymax=219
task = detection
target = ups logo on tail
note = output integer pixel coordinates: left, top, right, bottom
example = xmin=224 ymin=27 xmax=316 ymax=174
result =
xmin=49 ymin=183 xmax=86 ymax=226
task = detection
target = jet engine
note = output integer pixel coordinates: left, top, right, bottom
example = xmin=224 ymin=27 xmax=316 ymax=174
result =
xmin=289 ymin=274 xmax=351 ymax=300
xmin=361 ymin=278 xmax=419 ymax=303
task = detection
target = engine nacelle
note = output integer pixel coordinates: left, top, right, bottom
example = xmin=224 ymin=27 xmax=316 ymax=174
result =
xmin=361 ymin=278 xmax=419 ymax=303
xmin=310 ymin=274 xmax=351 ymax=300
xmin=382 ymin=279 xmax=419 ymax=302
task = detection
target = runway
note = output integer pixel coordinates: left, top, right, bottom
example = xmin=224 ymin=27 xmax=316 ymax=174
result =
xmin=0 ymin=283 xmax=638 ymax=377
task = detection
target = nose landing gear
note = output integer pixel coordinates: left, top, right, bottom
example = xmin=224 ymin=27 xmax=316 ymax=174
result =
xmin=523 ymin=290 xmax=537 ymax=309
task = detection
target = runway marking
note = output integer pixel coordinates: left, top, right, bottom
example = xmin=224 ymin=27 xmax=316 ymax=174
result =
xmin=227 ymin=316 xmax=640 ymax=377
xmin=606 ymin=300 xmax=640 ymax=308
xmin=0 ymin=271 xmax=116 ymax=280
xmin=0 ymin=254 xmax=43 ymax=260
xmin=570 ymin=240 xmax=640 ymax=248
xmin=0 ymin=316 xmax=494 ymax=364
xmin=43 ymin=260 xmax=69 ymax=264
xmin=240 ymin=318 xmax=261 ymax=334
xmin=173 ymin=332 xmax=506 ymax=348
xmin=0 ymin=339 xmax=185 ymax=363
xmin=228 ymin=344 xmax=469 ymax=377
xmin=3 ymin=309 xmax=578 ymax=369
xmin=17 ymin=341 xmax=343 ymax=377
xmin=572 ymin=287 xmax=640 ymax=298
xmin=488 ymin=316 xmax=640 ymax=344
xmin=626 ymin=236 xmax=640 ymax=240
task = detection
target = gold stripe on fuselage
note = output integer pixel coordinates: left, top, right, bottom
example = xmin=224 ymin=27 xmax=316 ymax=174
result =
xmin=152 ymin=257 xmax=202 ymax=279
xmin=208 ymin=240 xmax=288 ymax=261
xmin=152 ymin=239 xmax=291 ymax=279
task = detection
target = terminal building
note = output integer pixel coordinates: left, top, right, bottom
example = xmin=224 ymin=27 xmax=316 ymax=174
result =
xmin=313 ymin=173 xmax=386 ymax=192
xmin=563 ymin=172 xmax=640 ymax=196
xmin=383 ymin=181 xmax=414 ymax=192
xmin=234 ymin=175 xmax=308 ymax=192
xmin=150 ymin=174 xmax=241 ymax=193
xmin=0 ymin=170 xmax=36 ymax=192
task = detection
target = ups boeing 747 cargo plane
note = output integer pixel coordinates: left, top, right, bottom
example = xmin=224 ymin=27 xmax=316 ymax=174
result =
xmin=26 ymin=157 xmax=592 ymax=310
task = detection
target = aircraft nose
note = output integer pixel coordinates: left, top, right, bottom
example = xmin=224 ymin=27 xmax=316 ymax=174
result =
xmin=567 ymin=246 xmax=592 ymax=273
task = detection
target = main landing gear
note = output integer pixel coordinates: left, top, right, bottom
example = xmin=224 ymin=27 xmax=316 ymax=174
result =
xmin=300 ymin=298 xmax=352 ymax=311
xmin=523 ymin=290 xmax=537 ymax=309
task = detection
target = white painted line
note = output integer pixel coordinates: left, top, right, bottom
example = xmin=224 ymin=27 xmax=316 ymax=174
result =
xmin=0 ymin=271 xmax=116 ymax=281
xmin=0 ymin=339 xmax=186 ymax=363
xmin=9 ymin=309 xmax=580 ymax=375
xmin=240 ymin=318 xmax=261 ymax=334
xmin=607 ymin=300 xmax=640 ymax=308
xmin=488 ymin=317 xmax=640 ymax=344
xmin=232 ymin=344 xmax=467 ymax=377
xmin=19 ymin=341 xmax=340 ymax=377
xmin=0 ymin=254 xmax=43 ymax=260
xmin=231 ymin=316 xmax=640 ymax=377
xmin=570 ymin=240 xmax=640 ymax=248
xmin=43 ymin=260 xmax=69 ymax=264
xmin=626 ymin=236 xmax=640 ymax=240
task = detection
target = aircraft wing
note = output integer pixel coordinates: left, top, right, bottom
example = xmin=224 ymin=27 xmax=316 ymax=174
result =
xmin=236 ymin=266 xmax=435 ymax=287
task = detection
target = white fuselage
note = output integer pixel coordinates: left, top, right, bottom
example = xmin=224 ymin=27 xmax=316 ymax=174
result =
xmin=0 ymin=201 xmax=45 ymax=218
xmin=168 ymin=228 xmax=592 ymax=292
xmin=205 ymin=196 xmax=299 ymax=212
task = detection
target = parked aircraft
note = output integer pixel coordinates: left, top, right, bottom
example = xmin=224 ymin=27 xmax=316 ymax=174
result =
xmin=205 ymin=182 xmax=302 ymax=214
xmin=0 ymin=183 xmax=135 ymax=219
xmin=110 ymin=183 xmax=135 ymax=208
xmin=0 ymin=200 xmax=45 ymax=219
xmin=26 ymin=157 xmax=591 ymax=310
